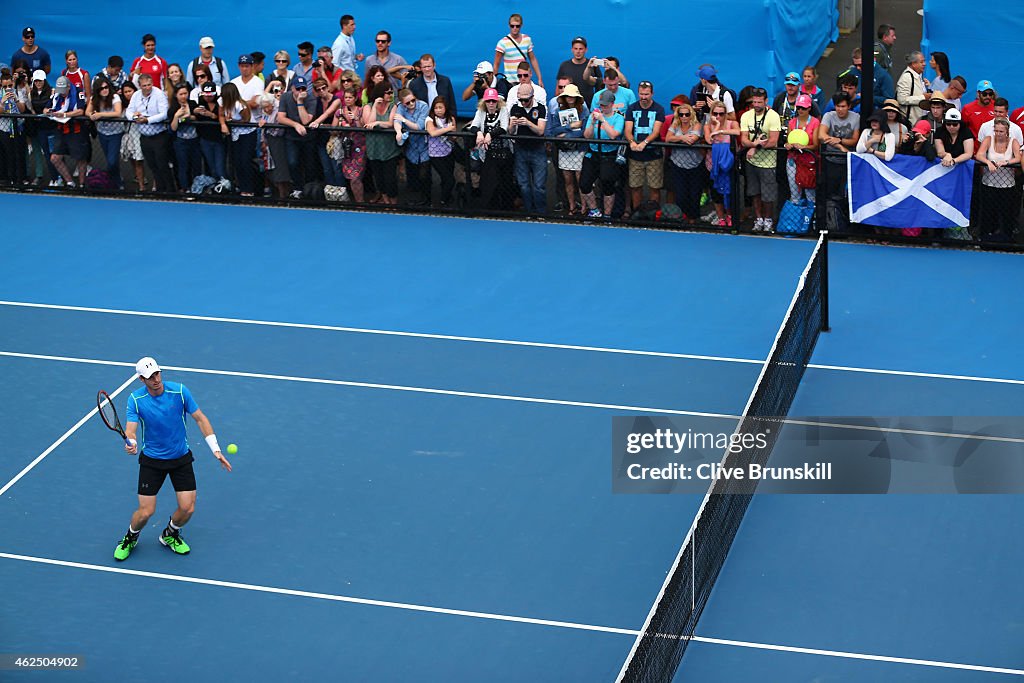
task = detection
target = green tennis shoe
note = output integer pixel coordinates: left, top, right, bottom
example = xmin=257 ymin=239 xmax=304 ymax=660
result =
xmin=114 ymin=532 xmax=138 ymax=561
xmin=159 ymin=528 xmax=190 ymax=555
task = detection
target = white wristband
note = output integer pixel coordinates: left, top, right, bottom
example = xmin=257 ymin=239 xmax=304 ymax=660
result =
xmin=205 ymin=434 xmax=221 ymax=454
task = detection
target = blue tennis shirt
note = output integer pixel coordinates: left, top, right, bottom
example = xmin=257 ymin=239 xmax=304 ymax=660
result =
xmin=125 ymin=382 xmax=199 ymax=460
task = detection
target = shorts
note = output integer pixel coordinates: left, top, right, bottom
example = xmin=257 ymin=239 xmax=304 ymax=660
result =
xmin=138 ymin=451 xmax=196 ymax=495
xmin=628 ymin=159 xmax=664 ymax=189
xmin=52 ymin=131 xmax=90 ymax=161
xmin=745 ymin=164 xmax=778 ymax=203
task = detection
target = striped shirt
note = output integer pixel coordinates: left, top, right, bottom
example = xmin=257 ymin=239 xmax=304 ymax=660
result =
xmin=495 ymin=34 xmax=534 ymax=79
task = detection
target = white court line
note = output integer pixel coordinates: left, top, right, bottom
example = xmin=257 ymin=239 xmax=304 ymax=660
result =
xmin=5 ymin=351 xmax=1024 ymax=445
xmin=8 ymin=299 xmax=1024 ymax=386
xmin=0 ymin=551 xmax=1020 ymax=677
xmin=0 ymin=552 xmax=633 ymax=637
xmin=0 ymin=372 xmax=137 ymax=498
xmin=0 ymin=300 xmax=762 ymax=365
xmin=0 ymin=350 xmax=735 ymax=420
xmin=689 ymin=635 xmax=1024 ymax=677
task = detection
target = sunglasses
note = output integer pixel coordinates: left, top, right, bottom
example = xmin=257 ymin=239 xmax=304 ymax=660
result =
xmin=946 ymin=121 xmax=960 ymax=126
xmin=509 ymin=23 xmax=521 ymax=28
xmin=518 ymin=97 xmax=532 ymax=102
xmin=99 ymin=84 xmax=110 ymax=90
xmin=384 ymin=91 xmax=393 ymax=97
xmin=678 ymin=111 xmax=692 ymax=117
xmin=342 ymin=77 xmax=353 ymax=82
xmin=639 ymin=80 xmax=653 ymax=89
xmin=196 ymin=73 xmax=208 ymax=79
xmin=314 ymin=86 xmax=327 ymax=93
xmin=275 ymin=59 xmax=288 ymax=63
xmin=752 ymin=88 xmax=768 ymax=97
xmin=298 ymin=52 xmax=310 ymax=58
xmin=517 ymin=74 xmax=531 ymax=79
xmin=376 ymin=39 xmax=388 ymax=44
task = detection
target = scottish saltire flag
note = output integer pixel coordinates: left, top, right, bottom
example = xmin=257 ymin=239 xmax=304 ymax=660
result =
xmin=848 ymin=153 xmax=975 ymax=228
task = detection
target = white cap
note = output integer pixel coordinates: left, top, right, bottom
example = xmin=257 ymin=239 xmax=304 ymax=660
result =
xmin=31 ymin=69 xmax=46 ymax=82
xmin=475 ymin=61 xmax=493 ymax=75
xmin=136 ymin=357 xmax=161 ymax=378
xmin=199 ymin=36 xmax=215 ymax=48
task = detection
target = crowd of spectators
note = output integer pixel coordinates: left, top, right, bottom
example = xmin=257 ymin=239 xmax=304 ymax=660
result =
xmin=1 ymin=20 xmax=1021 ymax=240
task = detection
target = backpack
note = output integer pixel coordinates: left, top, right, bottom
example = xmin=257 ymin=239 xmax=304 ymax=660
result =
xmin=302 ymin=181 xmax=325 ymax=201
xmin=85 ymin=169 xmax=117 ymax=190
xmin=190 ymin=56 xmax=227 ymax=84
xmin=190 ymin=175 xmax=216 ymax=194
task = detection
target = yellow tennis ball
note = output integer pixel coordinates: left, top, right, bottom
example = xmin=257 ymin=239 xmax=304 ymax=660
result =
xmin=227 ymin=443 xmax=238 ymax=455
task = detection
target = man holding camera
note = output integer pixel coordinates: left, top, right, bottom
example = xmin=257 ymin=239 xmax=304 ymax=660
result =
xmin=463 ymin=61 xmax=509 ymax=103
xmin=314 ymin=46 xmax=343 ymax=92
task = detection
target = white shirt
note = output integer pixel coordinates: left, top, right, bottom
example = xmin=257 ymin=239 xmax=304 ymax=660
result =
xmin=125 ymin=88 xmax=170 ymax=135
xmin=231 ymin=75 xmax=264 ymax=109
xmin=978 ymin=119 xmax=1024 ymax=146
xmin=507 ymin=83 xmax=548 ymax=108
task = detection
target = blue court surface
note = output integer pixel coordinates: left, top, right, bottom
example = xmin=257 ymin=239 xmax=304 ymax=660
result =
xmin=1 ymin=194 xmax=1022 ymax=682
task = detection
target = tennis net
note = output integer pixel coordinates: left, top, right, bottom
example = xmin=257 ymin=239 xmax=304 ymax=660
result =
xmin=616 ymin=231 xmax=829 ymax=683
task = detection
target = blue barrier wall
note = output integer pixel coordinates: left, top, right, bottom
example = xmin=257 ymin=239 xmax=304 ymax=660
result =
xmin=923 ymin=0 xmax=1024 ymax=110
xmin=17 ymin=3 xmax=836 ymax=117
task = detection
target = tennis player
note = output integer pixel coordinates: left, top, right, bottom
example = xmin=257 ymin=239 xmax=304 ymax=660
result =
xmin=114 ymin=357 xmax=232 ymax=561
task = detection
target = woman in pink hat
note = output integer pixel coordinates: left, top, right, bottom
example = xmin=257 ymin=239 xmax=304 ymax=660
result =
xmin=784 ymin=93 xmax=819 ymax=204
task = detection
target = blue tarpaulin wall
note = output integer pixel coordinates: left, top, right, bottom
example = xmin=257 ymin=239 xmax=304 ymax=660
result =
xmin=18 ymin=4 xmax=836 ymax=117
xmin=923 ymin=0 xmax=1024 ymax=110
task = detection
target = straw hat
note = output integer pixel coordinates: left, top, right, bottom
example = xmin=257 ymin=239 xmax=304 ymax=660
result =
xmin=559 ymin=83 xmax=582 ymax=100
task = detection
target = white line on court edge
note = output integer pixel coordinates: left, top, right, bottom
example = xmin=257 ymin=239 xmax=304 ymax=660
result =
xmin=0 ymin=372 xmax=137 ymax=498
xmin=689 ymin=635 xmax=1024 ymax=677
xmin=0 ymin=350 xmax=735 ymax=419
xmin=0 ymin=300 xmax=762 ymax=365
xmin=3 ymin=299 xmax=1024 ymax=386
xmin=0 ymin=551 xmax=1020 ymax=677
xmin=0 ymin=552 xmax=634 ymax=637
xmin=5 ymin=351 xmax=1024 ymax=445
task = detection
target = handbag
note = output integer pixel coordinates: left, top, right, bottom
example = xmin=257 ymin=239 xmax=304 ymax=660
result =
xmin=794 ymin=150 xmax=817 ymax=189
xmin=777 ymin=198 xmax=815 ymax=235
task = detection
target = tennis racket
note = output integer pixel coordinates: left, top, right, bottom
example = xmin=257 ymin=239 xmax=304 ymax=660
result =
xmin=97 ymin=390 xmax=132 ymax=446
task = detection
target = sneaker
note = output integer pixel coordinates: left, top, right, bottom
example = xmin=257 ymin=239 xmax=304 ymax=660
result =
xmin=586 ymin=208 xmax=603 ymax=218
xmin=700 ymin=212 xmax=719 ymax=224
xmin=725 ymin=215 xmax=733 ymax=227
xmin=714 ymin=218 xmax=727 ymax=227
xmin=159 ymin=528 xmax=191 ymax=555
xmin=114 ymin=532 xmax=138 ymax=561
xmin=289 ymin=190 xmax=303 ymax=199
xmin=752 ymin=217 xmax=765 ymax=232
xmin=66 ymin=181 xmax=77 ymax=189
xmin=763 ymin=218 xmax=774 ymax=233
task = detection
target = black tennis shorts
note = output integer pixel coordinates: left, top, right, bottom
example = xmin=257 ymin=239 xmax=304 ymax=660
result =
xmin=137 ymin=451 xmax=196 ymax=495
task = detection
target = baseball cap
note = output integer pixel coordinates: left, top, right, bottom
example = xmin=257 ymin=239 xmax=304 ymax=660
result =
xmin=912 ymin=119 xmax=932 ymax=136
xmin=238 ymin=54 xmax=254 ymax=65
xmin=474 ymin=61 xmax=492 ymax=75
xmin=292 ymin=75 xmax=308 ymax=88
xmin=482 ymin=87 xmax=499 ymax=102
xmin=572 ymin=36 xmax=587 ymax=47
xmin=53 ymin=76 xmax=70 ymax=93
xmin=22 ymin=27 xmax=35 ymax=37
xmin=136 ymin=357 xmax=161 ymax=379
xmin=199 ymin=36 xmax=215 ymax=48
xmin=31 ymin=69 xmax=46 ymax=82
xmin=696 ymin=65 xmax=717 ymax=81
xmin=599 ymin=89 xmax=616 ymax=106
xmin=670 ymin=94 xmax=688 ymax=106
xmin=201 ymin=82 xmax=217 ymax=94
xmin=944 ymin=108 xmax=962 ymax=122
xmin=976 ymin=79 xmax=994 ymax=92
xmin=784 ymin=71 xmax=800 ymax=85
xmin=795 ymin=94 xmax=812 ymax=108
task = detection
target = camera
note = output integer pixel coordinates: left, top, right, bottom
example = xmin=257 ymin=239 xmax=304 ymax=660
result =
xmin=340 ymin=135 xmax=354 ymax=158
